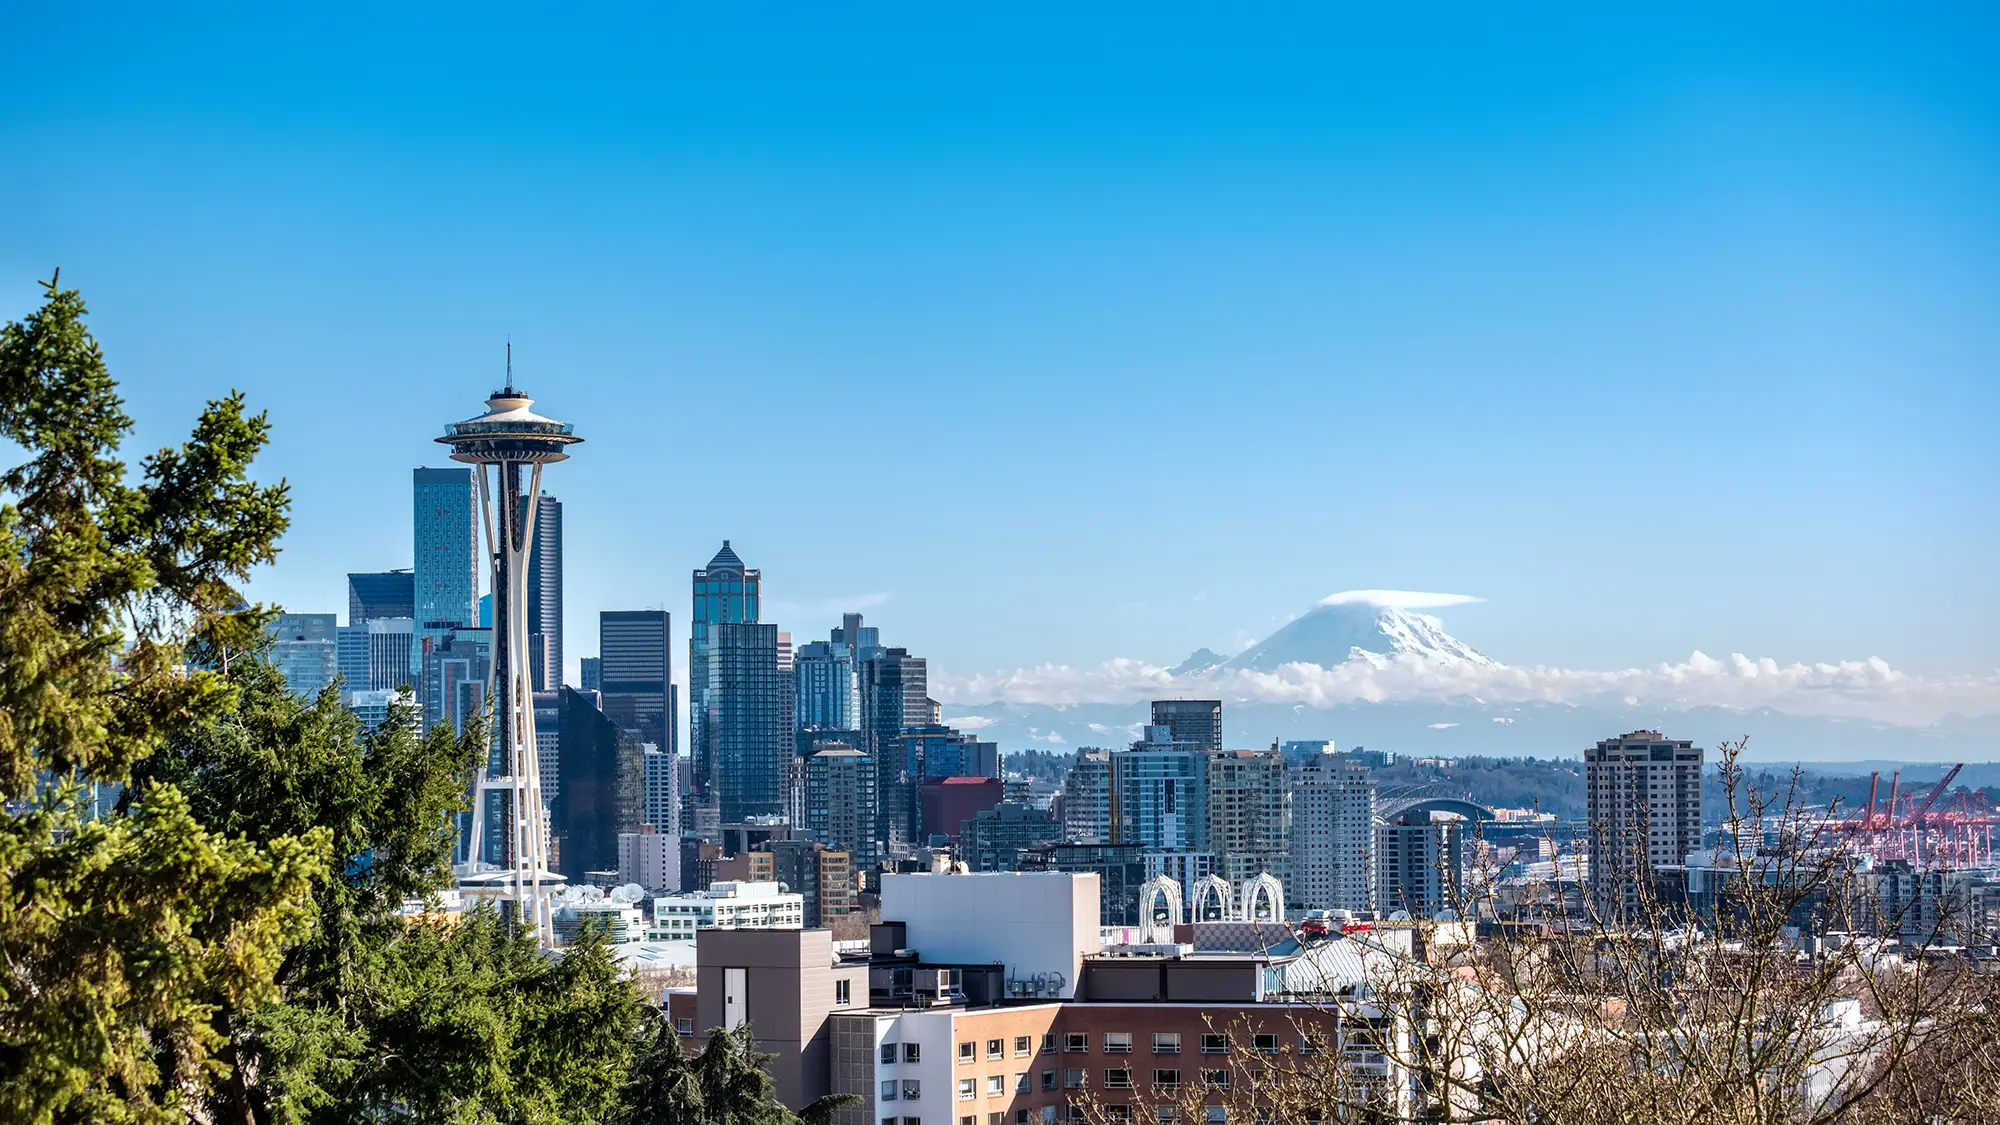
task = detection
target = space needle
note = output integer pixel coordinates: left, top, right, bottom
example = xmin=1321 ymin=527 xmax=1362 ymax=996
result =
xmin=441 ymin=357 xmax=581 ymax=946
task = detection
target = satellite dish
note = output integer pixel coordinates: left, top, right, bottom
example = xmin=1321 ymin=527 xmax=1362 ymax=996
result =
xmin=611 ymin=883 xmax=647 ymax=904
xmin=1388 ymin=910 xmax=1413 ymax=922
xmin=1435 ymin=909 xmax=1460 ymax=922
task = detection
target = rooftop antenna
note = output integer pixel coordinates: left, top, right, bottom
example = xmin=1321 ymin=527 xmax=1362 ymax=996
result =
xmin=504 ymin=339 xmax=514 ymax=394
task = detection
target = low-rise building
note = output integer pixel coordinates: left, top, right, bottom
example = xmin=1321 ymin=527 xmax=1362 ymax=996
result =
xmin=650 ymin=879 xmax=805 ymax=939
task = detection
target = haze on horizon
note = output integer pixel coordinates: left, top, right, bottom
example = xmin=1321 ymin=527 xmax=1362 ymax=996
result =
xmin=2 ymin=5 xmax=1995 ymax=732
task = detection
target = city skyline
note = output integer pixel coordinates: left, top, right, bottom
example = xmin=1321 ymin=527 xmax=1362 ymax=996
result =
xmin=4 ymin=7 xmax=1995 ymax=749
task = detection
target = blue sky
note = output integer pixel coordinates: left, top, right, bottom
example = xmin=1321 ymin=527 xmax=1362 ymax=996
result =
xmin=3 ymin=4 xmax=1996 ymax=702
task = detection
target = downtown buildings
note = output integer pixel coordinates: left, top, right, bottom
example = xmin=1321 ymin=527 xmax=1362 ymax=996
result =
xmin=1586 ymin=729 xmax=1705 ymax=919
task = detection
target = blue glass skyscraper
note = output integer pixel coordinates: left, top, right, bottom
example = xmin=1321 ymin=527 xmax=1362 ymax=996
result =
xmin=689 ymin=541 xmax=759 ymax=837
xmin=412 ymin=467 xmax=480 ymax=678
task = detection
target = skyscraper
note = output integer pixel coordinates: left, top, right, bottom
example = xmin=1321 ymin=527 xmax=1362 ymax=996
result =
xmin=579 ymin=657 xmax=601 ymax=692
xmin=600 ymin=610 xmax=673 ymax=753
xmin=689 ymin=541 xmax=760 ymax=834
xmin=546 ymin=687 xmax=644 ymax=880
xmin=1109 ymin=725 xmax=1210 ymax=850
xmin=1061 ymin=749 xmax=1112 ymax=843
xmin=412 ymin=467 xmax=480 ymax=675
xmin=859 ymin=646 xmax=927 ymax=855
xmin=1150 ymin=699 xmax=1223 ymax=752
xmin=1374 ymin=802 xmax=1472 ymax=920
xmin=266 ymin=613 xmax=337 ymax=698
xmin=1208 ymin=748 xmax=1290 ymax=888
xmin=708 ymin=621 xmax=785 ymax=823
xmin=336 ymin=624 xmax=370 ymax=693
xmin=347 ymin=570 xmax=415 ymax=624
xmin=1289 ymin=750 xmax=1376 ymax=912
xmin=524 ymin=494 xmax=562 ymax=690
xmin=421 ymin=625 xmax=491 ymax=735
xmin=792 ymin=640 xmax=858 ymax=732
xmin=1587 ymin=730 xmax=1704 ymax=919
xmin=805 ymin=744 xmax=876 ymax=867
xmin=365 ymin=617 xmax=416 ymax=693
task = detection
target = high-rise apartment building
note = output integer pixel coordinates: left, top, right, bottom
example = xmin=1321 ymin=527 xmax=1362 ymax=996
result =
xmin=523 ymin=494 xmax=562 ymax=690
xmin=643 ymin=744 xmax=679 ymax=839
xmin=600 ymin=610 xmax=673 ymax=753
xmin=1109 ymin=726 xmax=1210 ymax=850
xmin=690 ymin=541 xmax=760 ymax=834
xmin=906 ymin=724 xmax=1000 ymax=779
xmin=805 ymin=745 xmax=876 ymax=867
xmin=1060 ymin=749 xmax=1112 ymax=843
xmin=412 ymin=467 xmax=480 ymax=677
xmin=1150 ymin=698 xmax=1223 ymax=752
xmin=859 ymin=647 xmax=927 ymax=855
xmin=1586 ymin=730 xmax=1704 ymax=919
xmin=346 ymin=570 xmax=414 ymax=624
xmin=1208 ymin=748 xmax=1291 ymax=888
xmin=579 ymin=656 xmax=601 ymax=692
xmin=708 ymin=621 xmax=785 ymax=823
xmin=1289 ymin=750 xmax=1376 ymax=912
xmin=266 ymin=613 xmax=337 ymax=698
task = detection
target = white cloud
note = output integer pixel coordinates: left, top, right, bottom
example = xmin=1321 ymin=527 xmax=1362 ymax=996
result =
xmin=947 ymin=714 xmax=1000 ymax=731
xmin=931 ymin=650 xmax=2000 ymax=727
xmin=1319 ymin=590 xmax=1484 ymax=610
xmin=1429 ymin=722 xmax=1460 ymax=729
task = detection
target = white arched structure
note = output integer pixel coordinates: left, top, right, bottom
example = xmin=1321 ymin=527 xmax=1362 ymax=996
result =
xmin=1238 ymin=872 xmax=1284 ymax=922
xmin=1137 ymin=875 xmax=1184 ymax=943
xmin=1192 ymin=875 xmax=1234 ymax=921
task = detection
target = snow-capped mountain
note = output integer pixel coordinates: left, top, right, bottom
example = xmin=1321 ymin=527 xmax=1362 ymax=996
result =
xmin=1198 ymin=593 xmax=1496 ymax=673
xmin=1170 ymin=647 xmax=1229 ymax=675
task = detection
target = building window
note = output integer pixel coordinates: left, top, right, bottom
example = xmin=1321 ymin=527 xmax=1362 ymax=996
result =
xmin=989 ymin=1039 xmax=1005 ymax=1060
xmin=1202 ymin=1070 xmax=1229 ymax=1091
xmin=962 ymin=1117 xmax=975 ymax=1125
xmin=905 ymin=1044 xmax=923 ymax=1064
xmin=986 ymin=1076 xmax=1005 ymax=1097
xmin=1204 ymin=1109 xmax=1226 ymax=1125
xmin=882 ymin=1044 xmax=899 ymax=1066
xmin=1067 ymin=1111 xmax=1086 ymax=1124
xmin=1065 ymin=1069 xmax=1086 ymax=1090
xmin=1104 ymin=1033 xmax=1133 ymax=1054
xmin=903 ymin=1081 xmax=922 ymax=1101
xmin=1152 ymin=1070 xmax=1180 ymax=1090
xmin=1016 ymin=1073 xmax=1030 ymax=1093
xmin=1297 ymin=1036 xmax=1319 ymax=1055
xmin=1157 ymin=1108 xmax=1176 ymax=1124
xmin=1017 ymin=1112 xmax=1031 ymax=1125
xmin=990 ymin=1115 xmax=1005 ymax=1125
xmin=1105 ymin=1108 xmax=1130 ymax=1124
xmin=906 ymin=1117 xmax=922 ymax=1125
xmin=1151 ymin=1033 xmax=1180 ymax=1054
xmin=676 ymin=1017 xmax=694 ymax=1036
xmin=1042 ymin=1070 xmax=1056 ymax=1091
xmin=1104 ymin=1069 xmax=1132 ymax=1089
xmin=1200 ymin=1034 xmax=1228 ymax=1054
xmin=883 ymin=1118 xmax=898 ymax=1125
xmin=1042 ymin=1109 xmax=1057 ymax=1125
xmin=1065 ymin=1033 xmax=1088 ymax=1053
xmin=1042 ymin=1035 xmax=1057 ymax=1055
xmin=959 ymin=1079 xmax=976 ymax=1101
xmin=1016 ymin=1036 xmax=1034 ymax=1056
xmin=1253 ymin=1034 xmax=1278 ymax=1055
xmin=837 ymin=980 xmax=852 ymax=1005
xmin=881 ymin=1081 xmax=899 ymax=1102
xmin=960 ymin=1042 xmax=977 ymax=1063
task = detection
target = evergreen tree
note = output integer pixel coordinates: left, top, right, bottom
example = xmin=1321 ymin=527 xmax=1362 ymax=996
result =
xmin=0 ymin=274 xmax=318 ymax=1123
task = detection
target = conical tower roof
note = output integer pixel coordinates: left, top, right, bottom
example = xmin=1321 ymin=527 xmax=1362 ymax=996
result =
xmin=706 ymin=540 xmax=745 ymax=569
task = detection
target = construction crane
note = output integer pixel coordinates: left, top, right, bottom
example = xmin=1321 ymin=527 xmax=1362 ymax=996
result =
xmin=1859 ymin=770 xmax=1880 ymax=833
xmin=1908 ymin=763 xmax=1964 ymax=830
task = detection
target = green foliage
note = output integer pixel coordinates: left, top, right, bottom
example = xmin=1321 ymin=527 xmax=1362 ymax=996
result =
xmin=0 ymin=274 xmax=315 ymax=1123
xmin=616 ymin=1022 xmax=857 ymax=1125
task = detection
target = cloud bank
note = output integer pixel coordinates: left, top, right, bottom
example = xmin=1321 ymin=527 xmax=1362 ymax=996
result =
xmin=931 ymin=651 xmax=2000 ymax=727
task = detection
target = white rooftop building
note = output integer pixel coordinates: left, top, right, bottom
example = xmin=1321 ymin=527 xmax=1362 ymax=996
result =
xmin=649 ymin=879 xmax=804 ymax=940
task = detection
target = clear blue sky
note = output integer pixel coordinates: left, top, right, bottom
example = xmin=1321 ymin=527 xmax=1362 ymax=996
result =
xmin=3 ymin=4 xmax=1995 ymax=688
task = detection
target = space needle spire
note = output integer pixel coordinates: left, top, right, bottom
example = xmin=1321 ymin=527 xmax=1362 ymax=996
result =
xmin=440 ymin=362 xmax=582 ymax=947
